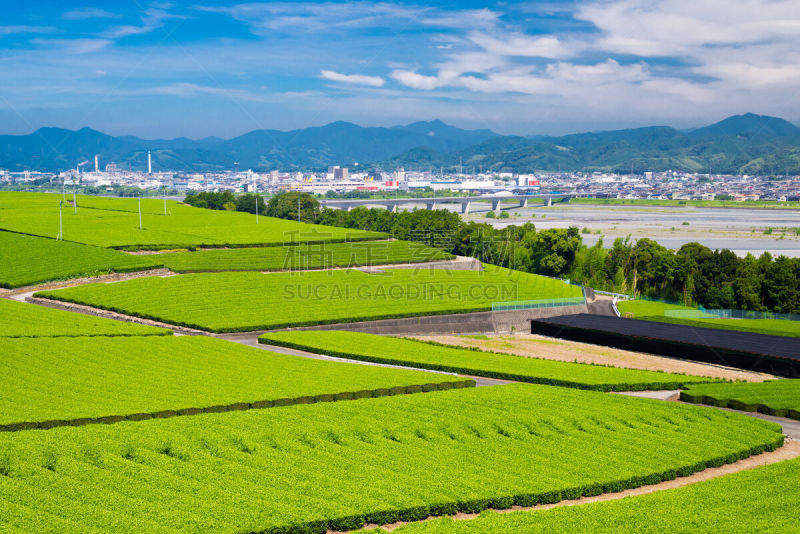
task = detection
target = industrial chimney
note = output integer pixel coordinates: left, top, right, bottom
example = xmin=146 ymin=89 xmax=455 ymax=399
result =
xmin=147 ymin=151 xmax=152 ymax=174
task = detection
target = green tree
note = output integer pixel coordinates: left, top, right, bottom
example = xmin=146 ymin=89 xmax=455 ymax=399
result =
xmin=265 ymin=192 xmax=320 ymax=223
xmin=234 ymin=194 xmax=266 ymax=215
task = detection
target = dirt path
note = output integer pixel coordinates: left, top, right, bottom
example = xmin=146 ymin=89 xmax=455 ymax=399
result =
xmin=350 ymin=439 xmax=800 ymax=533
xmin=412 ymin=333 xmax=771 ymax=382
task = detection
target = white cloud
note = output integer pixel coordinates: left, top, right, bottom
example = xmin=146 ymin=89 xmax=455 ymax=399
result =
xmin=320 ymin=70 xmax=385 ymax=87
xmin=63 ymin=8 xmax=120 ymax=20
xmin=199 ymin=2 xmax=430 ymax=34
xmin=390 ymin=70 xmax=445 ymax=90
xmin=0 ymin=25 xmax=57 ymax=35
xmin=420 ymin=9 xmax=499 ymax=30
xmin=102 ymin=8 xmax=182 ymax=39
xmin=576 ymin=0 xmax=800 ymax=57
xmin=31 ymin=38 xmax=113 ymax=54
xmin=467 ymin=33 xmax=576 ymax=59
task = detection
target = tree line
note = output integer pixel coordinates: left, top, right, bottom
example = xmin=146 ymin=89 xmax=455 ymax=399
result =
xmin=183 ymin=191 xmax=266 ymax=214
xmin=190 ymin=192 xmax=800 ymax=313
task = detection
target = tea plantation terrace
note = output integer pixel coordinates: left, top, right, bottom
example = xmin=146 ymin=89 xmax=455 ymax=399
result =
xmin=36 ymin=266 xmax=584 ymax=332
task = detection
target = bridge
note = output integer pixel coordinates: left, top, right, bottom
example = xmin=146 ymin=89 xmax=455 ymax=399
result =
xmin=319 ymin=193 xmax=584 ymax=214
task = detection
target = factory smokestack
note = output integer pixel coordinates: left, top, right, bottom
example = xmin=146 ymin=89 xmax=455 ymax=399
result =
xmin=147 ymin=151 xmax=152 ymax=174
xmin=94 ymin=155 xmax=99 ymax=173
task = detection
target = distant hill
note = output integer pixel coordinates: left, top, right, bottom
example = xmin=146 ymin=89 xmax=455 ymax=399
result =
xmin=688 ymin=113 xmax=800 ymax=139
xmin=2 ymin=113 xmax=800 ymax=174
xmin=383 ymin=114 xmax=800 ymax=175
xmin=0 ymin=121 xmax=498 ymax=172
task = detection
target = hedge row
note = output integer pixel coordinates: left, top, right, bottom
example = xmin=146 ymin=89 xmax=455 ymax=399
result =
xmin=251 ymin=436 xmax=784 ymax=534
xmin=258 ymin=337 xmax=714 ymax=392
xmin=167 ymin=255 xmax=455 ymax=274
xmin=680 ymin=391 xmax=800 ymax=420
xmin=114 ymin=235 xmax=386 ymax=252
xmin=0 ymin=379 xmax=474 ymax=433
xmin=35 ymin=292 xmax=494 ymax=333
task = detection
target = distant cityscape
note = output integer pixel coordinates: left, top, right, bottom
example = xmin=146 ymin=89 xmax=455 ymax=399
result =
xmin=3 ymin=159 xmax=799 ymax=202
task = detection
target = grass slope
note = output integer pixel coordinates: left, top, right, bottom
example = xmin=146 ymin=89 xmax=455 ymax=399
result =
xmin=158 ymin=240 xmax=452 ymax=272
xmin=617 ymin=299 xmax=800 ymax=338
xmin=0 ymin=192 xmax=382 ymax=248
xmin=0 ymin=336 xmax=465 ymax=428
xmin=0 ymin=299 xmax=170 ymax=338
xmin=681 ymin=380 xmax=800 ymax=420
xmin=37 ymin=265 xmax=583 ymax=332
xmin=387 ymin=457 xmax=800 ymax=533
xmin=258 ymin=331 xmax=720 ymax=391
xmin=0 ymin=384 xmax=782 ymax=533
xmin=0 ymin=231 xmax=162 ymax=288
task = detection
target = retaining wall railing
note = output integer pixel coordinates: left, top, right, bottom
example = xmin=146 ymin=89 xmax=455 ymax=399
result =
xmin=492 ymin=296 xmax=587 ymax=312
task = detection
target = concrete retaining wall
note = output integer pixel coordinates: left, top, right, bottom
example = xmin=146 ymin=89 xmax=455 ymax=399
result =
xmin=280 ymin=304 xmax=588 ymax=335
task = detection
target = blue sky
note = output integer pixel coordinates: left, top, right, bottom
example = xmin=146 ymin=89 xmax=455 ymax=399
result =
xmin=1 ymin=0 xmax=799 ymax=138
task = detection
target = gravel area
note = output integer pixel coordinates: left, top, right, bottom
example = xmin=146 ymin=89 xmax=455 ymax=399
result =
xmin=412 ymin=333 xmax=772 ymax=382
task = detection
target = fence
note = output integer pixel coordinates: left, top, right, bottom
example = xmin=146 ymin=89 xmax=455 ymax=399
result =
xmin=492 ymin=296 xmax=586 ymax=312
xmin=666 ymin=308 xmax=800 ymax=322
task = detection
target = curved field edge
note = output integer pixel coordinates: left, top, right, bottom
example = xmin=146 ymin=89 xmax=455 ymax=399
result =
xmin=681 ymin=391 xmax=800 ymax=420
xmin=0 ymin=380 xmax=475 ymax=433
xmin=33 ymin=293 xmax=500 ymax=332
xmin=257 ymin=437 xmax=788 ymax=533
xmin=0 ymin=385 xmax=785 ymax=534
xmin=258 ymin=336 xmax=722 ymax=392
xmin=0 ymin=298 xmax=173 ymax=338
xmin=378 ymin=452 xmax=800 ymax=534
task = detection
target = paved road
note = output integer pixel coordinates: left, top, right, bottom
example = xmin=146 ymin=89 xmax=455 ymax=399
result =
xmin=587 ymin=295 xmax=617 ymax=316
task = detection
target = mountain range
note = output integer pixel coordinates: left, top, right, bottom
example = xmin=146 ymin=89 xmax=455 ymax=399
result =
xmin=2 ymin=113 xmax=800 ymax=175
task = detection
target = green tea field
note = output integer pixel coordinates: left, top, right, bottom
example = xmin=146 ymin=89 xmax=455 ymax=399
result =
xmin=0 ymin=384 xmax=782 ymax=533
xmin=0 ymin=335 xmax=467 ymax=429
xmin=36 ymin=265 xmax=583 ymax=331
xmin=1 ymin=190 xmax=797 ymax=534
xmin=387 ymin=454 xmax=800 ymax=533
xmin=259 ymin=330 xmax=720 ymax=391
xmin=616 ymin=299 xmax=800 ymax=338
xmin=0 ymin=192 xmax=382 ymax=248
xmin=681 ymin=380 xmax=800 ymax=419
xmin=0 ymin=231 xmax=162 ymax=288
xmin=0 ymin=299 xmax=171 ymax=337
xmin=157 ymin=239 xmax=452 ymax=272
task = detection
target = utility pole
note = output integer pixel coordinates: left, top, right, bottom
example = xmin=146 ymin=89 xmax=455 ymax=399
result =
xmin=255 ymin=193 xmax=259 ymax=224
xmin=73 ymin=188 xmax=77 ymax=214
xmin=163 ymin=188 xmax=167 ymax=216
xmin=138 ymin=195 xmax=142 ymax=230
xmin=297 ymin=195 xmax=301 ymax=223
xmin=58 ymin=201 xmax=63 ymax=240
